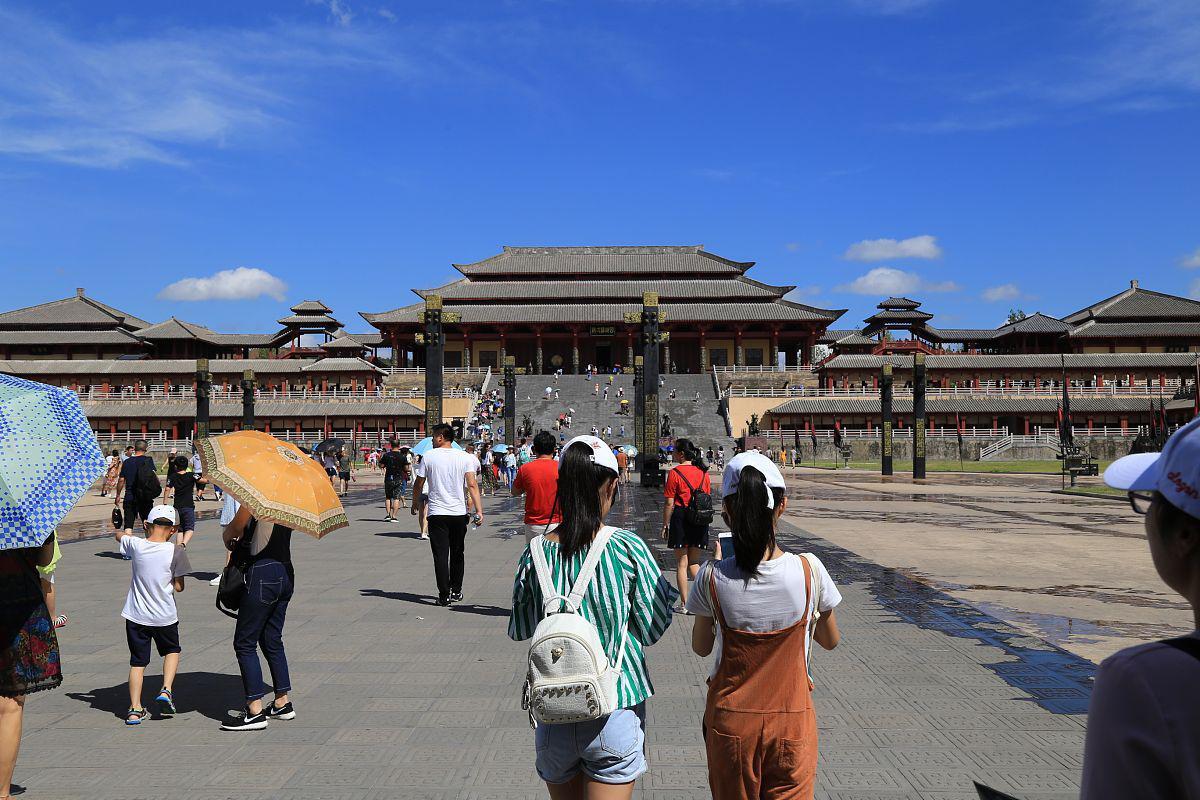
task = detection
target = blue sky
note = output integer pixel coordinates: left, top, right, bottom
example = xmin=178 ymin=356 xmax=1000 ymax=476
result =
xmin=1 ymin=0 xmax=1198 ymax=333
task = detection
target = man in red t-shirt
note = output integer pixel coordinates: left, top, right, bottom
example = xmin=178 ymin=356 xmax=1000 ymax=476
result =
xmin=512 ymin=431 xmax=563 ymax=543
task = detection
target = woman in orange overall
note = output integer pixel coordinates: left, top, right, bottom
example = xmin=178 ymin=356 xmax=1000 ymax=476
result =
xmin=686 ymin=451 xmax=842 ymax=799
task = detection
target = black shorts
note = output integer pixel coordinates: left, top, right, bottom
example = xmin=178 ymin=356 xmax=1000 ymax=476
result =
xmin=384 ymin=478 xmax=405 ymax=499
xmin=122 ymin=498 xmax=153 ymax=529
xmin=176 ymin=506 xmax=196 ymax=532
xmin=125 ymin=619 xmax=181 ymax=667
xmin=668 ymin=507 xmax=709 ymax=549
xmin=339 ymin=471 xmax=351 ymax=482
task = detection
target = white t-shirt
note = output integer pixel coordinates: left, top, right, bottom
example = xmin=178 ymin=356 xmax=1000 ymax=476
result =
xmin=686 ymin=552 xmax=841 ymax=679
xmin=120 ymin=537 xmax=191 ymax=627
xmin=415 ymin=447 xmax=477 ymax=516
xmin=1081 ymin=631 xmax=1200 ymax=800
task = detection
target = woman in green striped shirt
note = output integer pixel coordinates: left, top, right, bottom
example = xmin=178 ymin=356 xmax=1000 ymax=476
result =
xmin=509 ymin=435 xmax=676 ymax=798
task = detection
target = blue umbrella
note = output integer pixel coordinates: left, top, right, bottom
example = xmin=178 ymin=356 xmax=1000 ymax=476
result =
xmin=0 ymin=374 xmax=106 ymax=550
xmin=492 ymin=443 xmax=509 ymax=453
xmin=411 ymin=436 xmax=464 ymax=456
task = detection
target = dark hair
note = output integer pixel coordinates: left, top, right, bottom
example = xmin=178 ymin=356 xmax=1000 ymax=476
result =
xmin=555 ymin=441 xmax=618 ymax=558
xmin=726 ymin=466 xmax=785 ymax=577
xmin=533 ymin=430 xmax=556 ymax=456
xmin=432 ymin=423 xmax=456 ymax=443
xmin=675 ymin=438 xmax=706 ymax=471
xmin=173 ymin=455 xmax=190 ymax=472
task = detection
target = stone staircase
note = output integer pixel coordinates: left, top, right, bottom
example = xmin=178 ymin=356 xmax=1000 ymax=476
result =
xmin=514 ymin=375 xmax=637 ymax=448
xmin=661 ymin=373 xmax=734 ymax=453
xmin=511 ymin=372 xmax=733 ymax=454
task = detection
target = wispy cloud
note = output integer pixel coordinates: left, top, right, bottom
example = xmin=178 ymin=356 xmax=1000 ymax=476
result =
xmin=843 ymin=235 xmax=942 ymax=262
xmin=158 ymin=267 xmax=288 ymax=302
xmin=784 ymin=285 xmax=822 ymax=300
xmin=981 ymin=283 xmax=1026 ymax=302
xmin=897 ymin=0 xmax=1200 ymax=132
xmin=835 ymin=266 xmax=959 ymax=295
xmin=0 ymin=7 xmax=653 ymax=169
xmin=1181 ymin=247 xmax=1200 ymax=269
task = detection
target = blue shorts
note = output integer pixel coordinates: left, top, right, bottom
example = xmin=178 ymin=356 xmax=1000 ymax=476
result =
xmin=534 ymin=703 xmax=646 ymax=785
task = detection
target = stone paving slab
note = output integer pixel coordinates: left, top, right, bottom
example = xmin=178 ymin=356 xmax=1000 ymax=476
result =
xmin=16 ymin=476 xmax=1088 ymax=799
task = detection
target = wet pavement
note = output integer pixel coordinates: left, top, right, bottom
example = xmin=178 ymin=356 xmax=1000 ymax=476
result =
xmin=782 ymin=468 xmax=1193 ymax=664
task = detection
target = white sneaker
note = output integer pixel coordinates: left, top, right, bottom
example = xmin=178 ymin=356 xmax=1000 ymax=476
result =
xmin=209 ymin=576 xmax=221 ymax=586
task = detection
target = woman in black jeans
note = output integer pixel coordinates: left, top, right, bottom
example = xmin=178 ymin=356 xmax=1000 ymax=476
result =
xmin=221 ymin=505 xmax=296 ymax=731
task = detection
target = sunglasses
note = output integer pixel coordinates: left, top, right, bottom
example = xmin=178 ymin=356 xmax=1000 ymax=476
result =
xmin=1128 ymin=491 xmax=1155 ymax=515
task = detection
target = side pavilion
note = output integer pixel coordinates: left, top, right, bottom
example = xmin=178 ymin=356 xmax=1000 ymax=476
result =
xmin=361 ymin=245 xmax=845 ymax=374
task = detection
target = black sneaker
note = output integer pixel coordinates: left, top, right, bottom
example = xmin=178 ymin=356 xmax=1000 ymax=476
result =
xmin=265 ymin=701 xmax=295 ymax=721
xmin=449 ymin=591 xmax=463 ymax=603
xmin=436 ymin=596 xmax=451 ymax=606
xmin=221 ymin=707 xmax=268 ymax=731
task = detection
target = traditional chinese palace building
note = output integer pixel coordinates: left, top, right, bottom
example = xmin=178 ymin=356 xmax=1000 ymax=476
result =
xmin=0 ymin=254 xmax=1198 ymax=446
xmin=361 ymin=246 xmax=846 ymax=374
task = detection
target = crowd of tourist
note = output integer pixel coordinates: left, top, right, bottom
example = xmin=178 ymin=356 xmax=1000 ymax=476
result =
xmin=3 ymin=406 xmax=1199 ymax=799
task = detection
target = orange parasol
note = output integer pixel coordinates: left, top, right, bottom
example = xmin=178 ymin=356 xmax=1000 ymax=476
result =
xmin=196 ymin=430 xmax=348 ymax=538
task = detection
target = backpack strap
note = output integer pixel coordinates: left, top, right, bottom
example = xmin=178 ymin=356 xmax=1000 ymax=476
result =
xmin=528 ymin=535 xmax=570 ymax=617
xmin=565 ymin=526 xmax=616 ymax=612
xmin=799 ymin=553 xmax=822 ymax=689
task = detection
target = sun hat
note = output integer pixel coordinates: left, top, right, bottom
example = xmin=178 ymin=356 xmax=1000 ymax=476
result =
xmin=1104 ymin=416 xmax=1200 ymax=517
xmin=558 ymin=434 xmax=619 ymax=473
xmin=147 ymin=505 xmax=180 ymax=526
xmin=721 ymin=451 xmax=787 ymax=508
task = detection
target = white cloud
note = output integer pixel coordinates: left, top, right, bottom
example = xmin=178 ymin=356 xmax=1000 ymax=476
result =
xmin=784 ymin=285 xmax=822 ymax=300
xmin=1190 ymin=278 xmax=1200 ymax=300
xmin=897 ymin=0 xmax=1200 ymax=132
xmin=0 ymin=7 xmax=652 ymax=169
xmin=784 ymin=242 xmax=802 ymax=252
xmin=834 ymin=267 xmax=959 ymax=295
xmin=378 ymin=7 xmax=398 ymax=22
xmin=982 ymin=283 xmax=1022 ymax=302
xmin=158 ymin=268 xmax=288 ymax=302
xmin=843 ymin=235 xmax=942 ymax=262
xmin=1181 ymin=248 xmax=1200 ymax=268
xmin=308 ymin=0 xmax=354 ymax=26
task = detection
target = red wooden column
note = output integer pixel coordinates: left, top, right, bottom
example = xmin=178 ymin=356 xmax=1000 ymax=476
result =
xmin=171 ymin=422 xmax=179 ymax=438
xmin=295 ymin=422 xmax=301 ymax=436
xmin=1023 ymin=418 xmax=1030 ymax=434
xmin=264 ymin=421 xmax=271 ymax=434
xmin=109 ymin=422 xmax=117 ymax=435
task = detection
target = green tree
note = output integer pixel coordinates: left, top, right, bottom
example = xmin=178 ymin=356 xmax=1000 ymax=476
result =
xmin=1006 ymin=308 xmax=1027 ymax=324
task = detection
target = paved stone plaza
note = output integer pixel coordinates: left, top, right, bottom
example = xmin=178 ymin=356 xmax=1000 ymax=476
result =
xmin=19 ymin=470 xmax=1156 ymax=799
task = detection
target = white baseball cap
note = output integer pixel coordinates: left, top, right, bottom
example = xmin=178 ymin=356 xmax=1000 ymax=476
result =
xmin=147 ymin=505 xmax=179 ymax=526
xmin=1105 ymin=415 xmax=1200 ymax=518
xmin=558 ymin=435 xmax=619 ymax=473
xmin=721 ymin=451 xmax=787 ymax=508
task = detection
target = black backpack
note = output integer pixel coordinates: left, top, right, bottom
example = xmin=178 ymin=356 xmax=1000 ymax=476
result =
xmin=132 ymin=457 xmax=162 ymax=503
xmin=676 ymin=467 xmax=714 ymax=527
xmin=216 ymin=526 xmax=254 ymax=619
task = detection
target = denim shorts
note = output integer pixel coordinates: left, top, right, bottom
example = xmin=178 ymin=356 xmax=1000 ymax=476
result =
xmin=534 ymin=703 xmax=647 ymax=785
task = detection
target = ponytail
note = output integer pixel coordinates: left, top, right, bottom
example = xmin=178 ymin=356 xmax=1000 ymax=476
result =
xmin=675 ymin=437 xmax=707 ymax=472
xmin=555 ymin=441 xmax=618 ymax=558
xmin=728 ymin=465 xmax=784 ymax=577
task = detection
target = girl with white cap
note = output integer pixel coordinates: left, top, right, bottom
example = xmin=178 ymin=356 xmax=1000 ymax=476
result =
xmin=687 ymin=451 xmax=842 ymax=800
xmin=509 ymin=435 xmax=676 ymax=799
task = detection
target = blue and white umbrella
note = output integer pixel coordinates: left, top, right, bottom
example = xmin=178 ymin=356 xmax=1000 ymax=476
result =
xmin=492 ymin=443 xmax=509 ymax=453
xmin=411 ymin=436 xmax=464 ymax=457
xmin=0 ymin=375 xmax=106 ymax=550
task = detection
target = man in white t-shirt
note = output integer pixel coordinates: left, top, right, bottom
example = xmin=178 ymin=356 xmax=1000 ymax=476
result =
xmin=116 ymin=505 xmax=191 ymax=723
xmin=412 ymin=424 xmax=484 ymax=606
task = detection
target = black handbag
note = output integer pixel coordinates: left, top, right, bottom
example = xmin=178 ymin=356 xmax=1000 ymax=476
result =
xmin=215 ymin=528 xmax=253 ymax=619
xmin=111 ymin=508 xmax=123 ymax=529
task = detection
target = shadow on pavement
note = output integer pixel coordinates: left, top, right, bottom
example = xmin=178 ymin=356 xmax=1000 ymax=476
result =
xmin=452 ymin=604 xmax=509 ymax=617
xmin=93 ymin=551 xmax=127 ymax=560
xmin=374 ymin=531 xmax=425 ymax=541
xmin=360 ymin=588 xmax=437 ymax=605
xmin=66 ymin=671 xmax=244 ymax=723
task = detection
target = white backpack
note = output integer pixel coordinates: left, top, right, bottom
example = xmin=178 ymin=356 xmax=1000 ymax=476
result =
xmin=522 ymin=526 xmax=627 ymax=727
